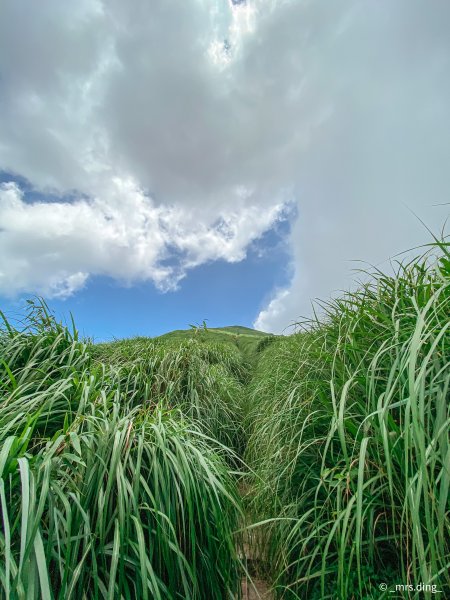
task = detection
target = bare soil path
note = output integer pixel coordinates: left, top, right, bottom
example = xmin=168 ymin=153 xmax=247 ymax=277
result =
xmin=238 ymin=483 xmax=274 ymax=599
xmin=241 ymin=577 xmax=272 ymax=599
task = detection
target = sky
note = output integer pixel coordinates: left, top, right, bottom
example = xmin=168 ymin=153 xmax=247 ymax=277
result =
xmin=0 ymin=0 xmax=449 ymax=338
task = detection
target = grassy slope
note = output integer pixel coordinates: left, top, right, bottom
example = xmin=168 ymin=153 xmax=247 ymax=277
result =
xmin=2 ymin=240 xmax=448 ymax=600
xmin=245 ymin=244 xmax=450 ymax=598
xmin=92 ymin=253 xmax=450 ymax=600
xmin=0 ymin=304 xmax=246 ymax=599
xmin=160 ymin=325 xmax=268 ymax=338
xmin=158 ymin=325 xmax=273 ymax=365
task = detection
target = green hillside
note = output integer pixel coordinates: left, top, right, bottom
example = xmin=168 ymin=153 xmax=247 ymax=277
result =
xmin=158 ymin=324 xmax=273 ymax=364
xmin=1 ymin=238 xmax=449 ymax=599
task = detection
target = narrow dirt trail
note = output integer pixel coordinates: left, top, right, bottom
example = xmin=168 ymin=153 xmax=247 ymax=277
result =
xmin=237 ymin=486 xmax=274 ymax=599
xmin=241 ymin=577 xmax=272 ymax=599
xmin=236 ymin=342 xmax=274 ymax=599
xmin=239 ymin=536 xmax=273 ymax=599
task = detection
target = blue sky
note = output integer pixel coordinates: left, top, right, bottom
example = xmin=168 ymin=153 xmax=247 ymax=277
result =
xmin=0 ymin=1 xmax=449 ymax=337
xmin=1 ymin=202 xmax=292 ymax=339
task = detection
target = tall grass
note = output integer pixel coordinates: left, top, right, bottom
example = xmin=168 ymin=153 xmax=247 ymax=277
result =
xmin=2 ymin=238 xmax=448 ymax=599
xmin=93 ymin=336 xmax=247 ymax=453
xmin=0 ymin=300 xmax=90 ymax=441
xmin=0 ymin=302 xmax=243 ymax=599
xmin=246 ymin=243 xmax=450 ymax=598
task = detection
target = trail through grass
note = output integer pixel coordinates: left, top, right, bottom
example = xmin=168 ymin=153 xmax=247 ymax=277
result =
xmin=1 ymin=238 xmax=448 ymax=599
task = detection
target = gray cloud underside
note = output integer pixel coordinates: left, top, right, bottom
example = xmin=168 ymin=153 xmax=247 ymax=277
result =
xmin=0 ymin=0 xmax=449 ymax=329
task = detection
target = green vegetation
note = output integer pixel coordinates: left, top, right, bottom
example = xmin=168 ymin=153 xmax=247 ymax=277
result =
xmin=1 ymin=239 xmax=449 ymax=599
xmin=245 ymin=242 xmax=450 ymax=598
xmin=0 ymin=302 xmax=242 ymax=599
xmin=158 ymin=324 xmax=271 ymax=366
xmin=92 ymin=335 xmax=248 ymax=454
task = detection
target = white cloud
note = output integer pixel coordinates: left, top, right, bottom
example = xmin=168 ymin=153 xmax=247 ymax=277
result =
xmin=251 ymin=0 xmax=450 ymax=331
xmin=0 ymin=179 xmax=285 ymax=297
xmin=0 ymin=1 xmax=449 ymax=325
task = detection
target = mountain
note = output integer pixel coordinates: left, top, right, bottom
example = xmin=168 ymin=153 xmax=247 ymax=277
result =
xmin=158 ymin=325 xmax=272 ymax=362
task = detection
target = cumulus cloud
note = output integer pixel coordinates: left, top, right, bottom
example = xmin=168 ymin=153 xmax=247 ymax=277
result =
xmin=251 ymin=0 xmax=450 ymax=331
xmin=0 ymin=0 xmax=288 ymax=297
xmin=0 ymin=179 xmax=285 ymax=297
xmin=0 ymin=0 xmax=449 ymax=327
